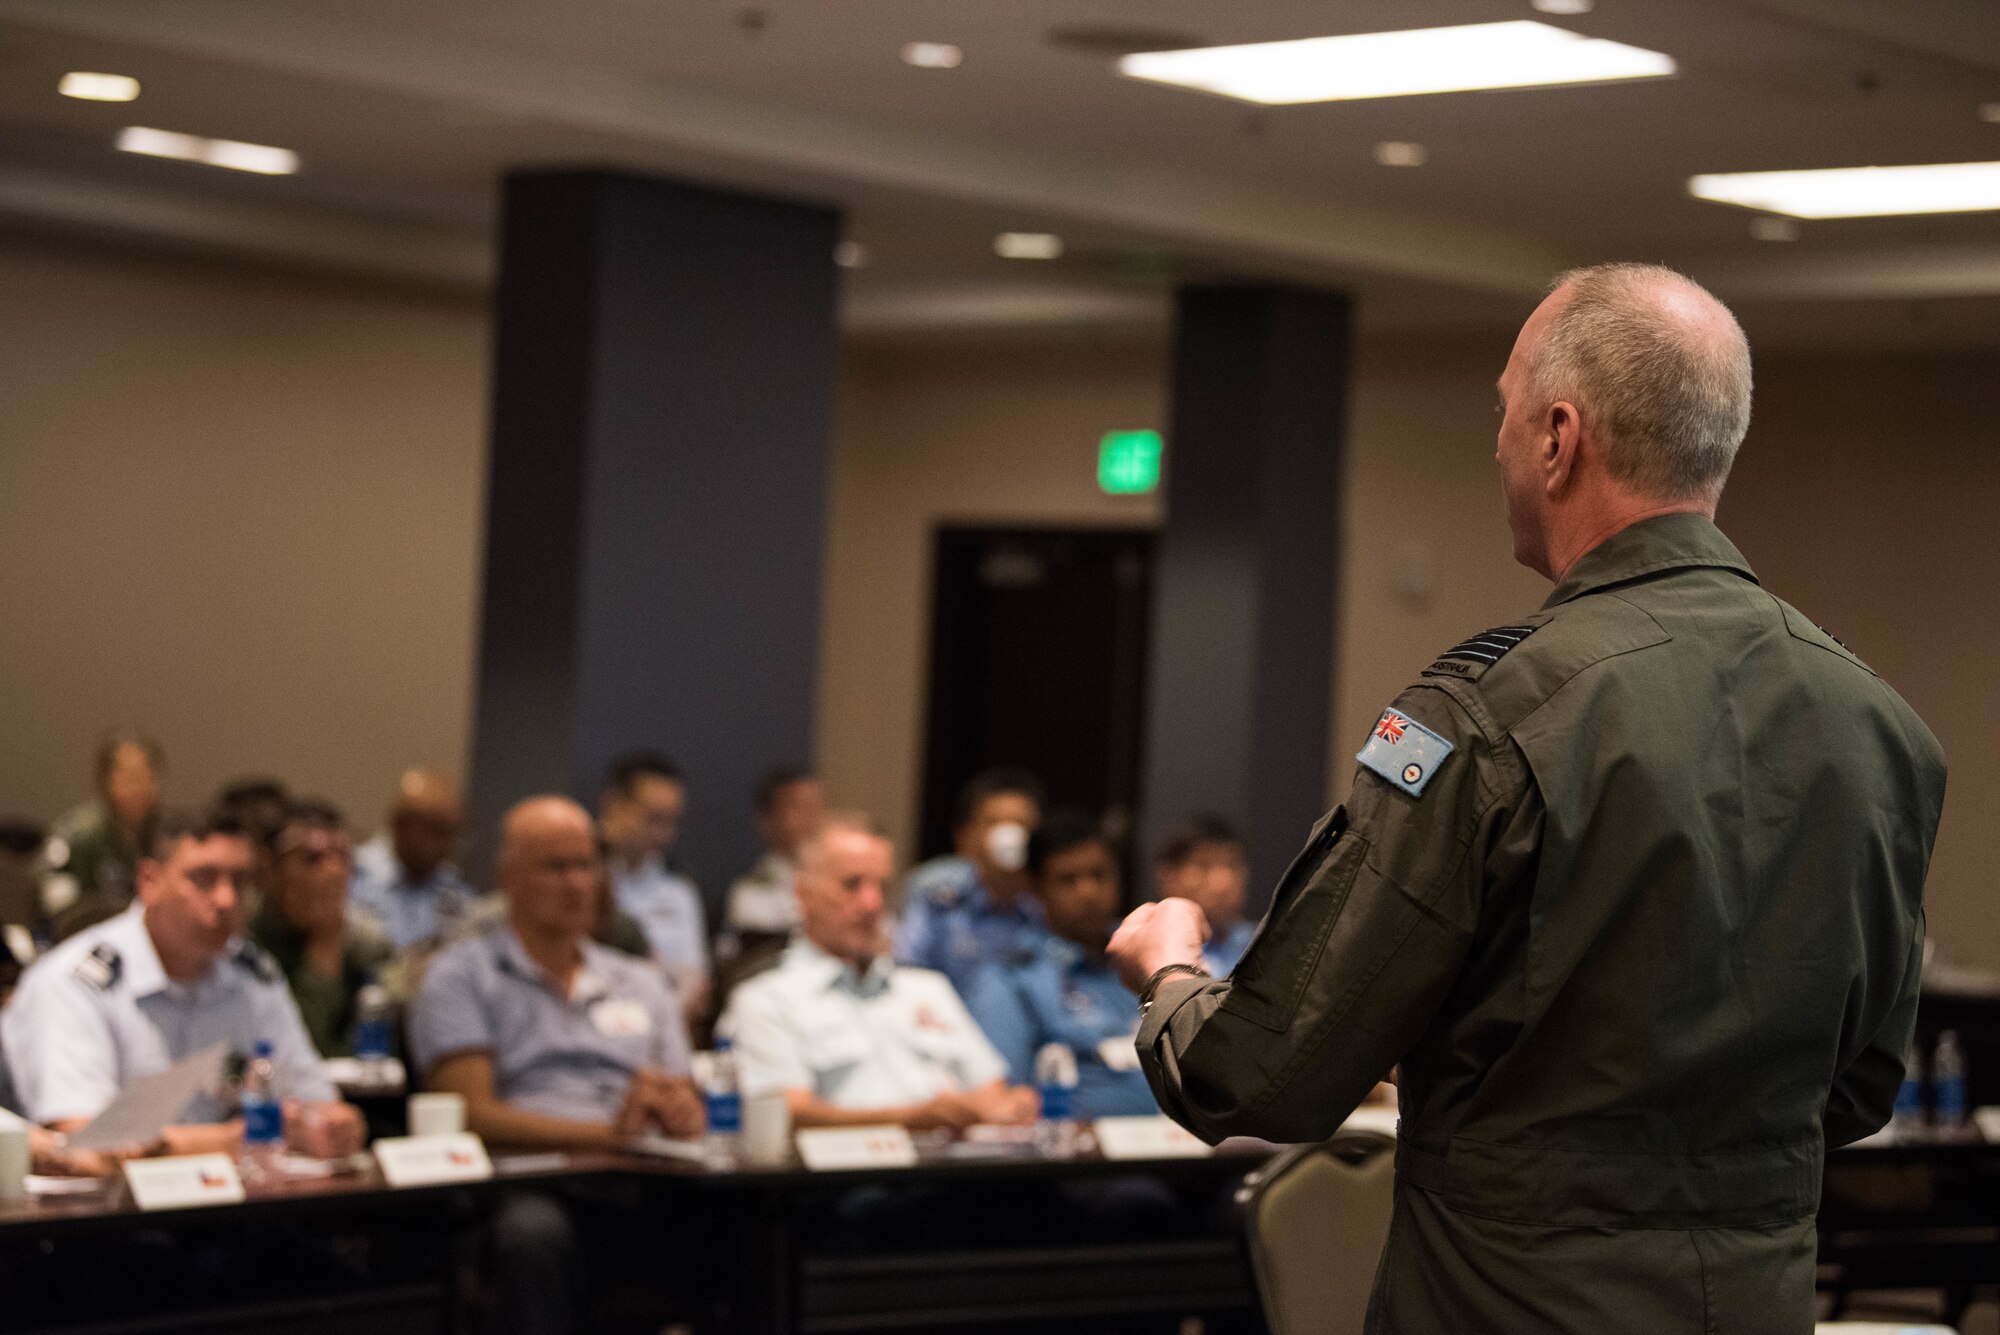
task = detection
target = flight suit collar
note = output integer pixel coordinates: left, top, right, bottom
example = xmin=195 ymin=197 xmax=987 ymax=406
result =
xmin=1543 ymin=512 xmax=1757 ymax=609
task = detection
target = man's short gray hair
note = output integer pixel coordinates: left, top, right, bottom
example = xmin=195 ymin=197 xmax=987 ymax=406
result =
xmin=1526 ymin=263 xmax=1752 ymax=500
xmin=797 ymin=811 xmax=886 ymax=871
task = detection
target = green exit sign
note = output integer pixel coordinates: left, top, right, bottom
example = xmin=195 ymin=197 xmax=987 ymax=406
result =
xmin=1098 ymin=429 xmax=1162 ymax=495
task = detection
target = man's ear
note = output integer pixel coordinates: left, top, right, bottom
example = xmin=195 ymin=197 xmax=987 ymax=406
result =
xmin=1543 ymin=399 xmax=1584 ymax=497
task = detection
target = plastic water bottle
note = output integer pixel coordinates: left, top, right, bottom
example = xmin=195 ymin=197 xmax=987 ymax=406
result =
xmin=1890 ymin=1038 xmax=1926 ymax=1143
xmin=1034 ymin=1042 xmax=1080 ymax=1158
xmin=239 ymin=1040 xmax=285 ymax=1183
xmin=702 ymin=1038 xmax=742 ymax=1166
xmin=353 ymin=984 xmax=392 ymax=1083
xmin=1933 ymin=1030 xmax=1968 ymax=1140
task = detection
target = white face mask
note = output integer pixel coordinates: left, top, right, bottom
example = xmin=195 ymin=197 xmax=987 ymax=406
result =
xmin=984 ymin=821 xmax=1029 ymax=873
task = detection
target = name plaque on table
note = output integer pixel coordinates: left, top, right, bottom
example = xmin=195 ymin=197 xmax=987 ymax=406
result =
xmin=795 ymin=1125 xmax=918 ymax=1171
xmin=124 ymin=1153 xmax=245 ymax=1211
xmin=374 ymin=1133 xmax=494 ymax=1188
xmin=1094 ymin=1116 xmax=1213 ymax=1161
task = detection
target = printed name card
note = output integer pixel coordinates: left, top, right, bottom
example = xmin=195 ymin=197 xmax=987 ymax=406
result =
xmin=795 ymin=1125 xmax=918 ymax=1171
xmin=124 ymin=1153 xmax=245 ymax=1211
xmin=374 ymin=1133 xmax=494 ymax=1188
xmin=1093 ymin=1115 xmax=1213 ymax=1161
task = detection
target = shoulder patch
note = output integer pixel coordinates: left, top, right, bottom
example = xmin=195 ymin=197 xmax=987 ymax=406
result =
xmin=1422 ymin=622 xmax=1539 ymax=682
xmin=231 ymin=941 xmax=280 ymax=984
xmin=1357 ymin=708 xmax=1456 ymax=798
xmin=75 ymin=943 xmax=122 ymax=991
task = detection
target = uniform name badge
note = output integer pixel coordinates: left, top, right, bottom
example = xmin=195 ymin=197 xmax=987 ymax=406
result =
xmin=1357 ymin=708 xmax=1455 ymax=798
xmin=588 ymin=997 xmax=652 ymax=1038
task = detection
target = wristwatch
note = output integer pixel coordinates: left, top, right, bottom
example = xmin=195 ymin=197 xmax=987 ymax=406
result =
xmin=1139 ymin=962 xmax=1211 ymax=1012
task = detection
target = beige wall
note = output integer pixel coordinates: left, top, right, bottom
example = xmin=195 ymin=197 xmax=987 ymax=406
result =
xmin=0 ymin=234 xmax=1991 ymax=965
xmin=817 ymin=339 xmax=1164 ymax=860
xmin=0 ymin=236 xmax=489 ymax=833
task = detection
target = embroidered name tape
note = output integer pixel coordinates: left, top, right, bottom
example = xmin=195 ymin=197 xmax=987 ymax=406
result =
xmin=1358 ymin=708 xmax=1455 ymax=798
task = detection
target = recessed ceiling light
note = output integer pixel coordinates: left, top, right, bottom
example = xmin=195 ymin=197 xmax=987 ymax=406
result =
xmin=117 ymin=126 xmax=298 ymax=175
xmin=902 ymin=42 xmax=963 ymax=69
xmin=995 ymin=232 xmax=1063 ymax=260
xmin=60 ymin=71 xmax=140 ymax=102
xmin=1531 ymin=0 xmax=1595 ymax=14
xmin=1117 ymin=21 xmax=1675 ymax=105
xmin=1748 ymin=216 xmax=1800 ymax=242
xmin=1979 ymin=103 xmax=2000 ymax=123
xmin=1690 ymin=161 xmax=2000 ymax=218
xmin=1374 ymin=141 xmax=1428 ymax=167
xmin=833 ymin=240 xmax=872 ymax=268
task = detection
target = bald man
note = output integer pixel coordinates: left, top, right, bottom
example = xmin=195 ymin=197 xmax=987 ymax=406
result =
xmin=1112 ymin=264 xmax=1944 ymax=1333
xmin=408 ymin=797 xmax=700 ymax=1151
xmin=350 ymin=770 xmax=480 ymax=952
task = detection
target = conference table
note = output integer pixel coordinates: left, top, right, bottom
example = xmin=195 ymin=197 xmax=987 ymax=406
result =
xmin=0 ymin=1128 xmax=1991 ymax=1335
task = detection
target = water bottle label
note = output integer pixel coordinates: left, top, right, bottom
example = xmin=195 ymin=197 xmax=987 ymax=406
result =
xmin=1039 ymin=1083 xmax=1073 ymax=1123
xmin=1894 ymin=1078 xmax=1923 ymax=1116
xmin=243 ymin=1096 xmax=284 ymax=1146
xmin=706 ymin=1091 xmax=742 ymax=1134
xmin=1936 ymin=1076 xmax=1967 ymax=1119
xmin=355 ymin=1020 xmax=392 ymax=1060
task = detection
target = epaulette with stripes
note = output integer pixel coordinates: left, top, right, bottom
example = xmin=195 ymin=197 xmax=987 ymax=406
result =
xmin=1422 ymin=622 xmax=1540 ymax=683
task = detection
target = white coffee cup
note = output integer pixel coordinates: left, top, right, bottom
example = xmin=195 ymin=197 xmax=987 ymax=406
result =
xmin=740 ymin=1092 xmax=791 ymax=1166
xmin=408 ymin=1092 xmax=467 ymax=1139
xmin=0 ymin=1112 xmax=31 ymax=1200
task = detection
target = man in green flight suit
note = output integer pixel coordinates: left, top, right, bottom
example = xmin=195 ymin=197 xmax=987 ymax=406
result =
xmin=1109 ymin=262 xmax=1946 ymax=1334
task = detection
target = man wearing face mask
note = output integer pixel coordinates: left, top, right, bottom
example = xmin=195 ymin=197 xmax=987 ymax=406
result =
xmin=894 ymin=769 xmax=1045 ymax=998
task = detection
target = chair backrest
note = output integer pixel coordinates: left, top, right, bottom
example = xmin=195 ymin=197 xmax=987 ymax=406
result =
xmin=1239 ymin=1132 xmax=1397 ymax=1335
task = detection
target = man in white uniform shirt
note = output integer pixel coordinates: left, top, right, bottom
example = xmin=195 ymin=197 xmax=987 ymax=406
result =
xmin=719 ymin=814 xmax=1037 ymax=1130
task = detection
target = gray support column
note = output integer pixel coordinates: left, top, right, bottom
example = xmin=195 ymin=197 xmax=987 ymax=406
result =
xmin=467 ymin=171 xmax=839 ymax=899
xmin=1139 ymin=285 xmax=1349 ymax=907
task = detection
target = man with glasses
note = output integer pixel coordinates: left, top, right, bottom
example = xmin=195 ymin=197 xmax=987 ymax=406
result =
xmin=1 ymin=808 xmax=363 ymax=1159
xmin=249 ymin=799 xmax=393 ymax=1057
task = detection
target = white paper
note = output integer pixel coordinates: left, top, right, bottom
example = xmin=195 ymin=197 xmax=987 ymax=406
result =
xmin=627 ymin=1135 xmax=710 ymax=1165
xmin=373 ymin=1133 xmax=493 ymax=1187
xmin=320 ymin=1056 xmax=407 ymax=1091
xmin=1093 ymin=1115 xmax=1213 ymax=1160
xmin=1340 ymin=1106 xmax=1401 ymax=1138
xmin=124 ymin=1153 xmax=245 ymax=1210
xmin=70 ymin=1043 xmax=227 ymax=1151
xmin=1974 ymin=1105 xmax=2000 ymax=1145
xmin=795 ymin=1125 xmax=918 ymax=1171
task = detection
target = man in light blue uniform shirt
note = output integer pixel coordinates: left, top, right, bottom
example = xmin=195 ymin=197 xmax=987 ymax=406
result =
xmin=598 ymin=752 xmax=709 ymax=1023
xmin=1154 ymin=815 xmax=1255 ymax=976
xmin=2 ymin=808 xmax=362 ymax=1158
xmin=348 ymin=770 xmax=480 ymax=952
xmin=895 ymin=768 xmax=1045 ymax=997
xmin=965 ymin=811 xmax=1157 ymax=1120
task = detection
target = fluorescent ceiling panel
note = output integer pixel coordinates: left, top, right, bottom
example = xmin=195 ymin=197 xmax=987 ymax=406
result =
xmin=1117 ymin=21 xmax=1675 ymax=105
xmin=1689 ymin=162 xmax=2000 ymax=218
xmin=118 ymin=126 xmax=298 ymax=175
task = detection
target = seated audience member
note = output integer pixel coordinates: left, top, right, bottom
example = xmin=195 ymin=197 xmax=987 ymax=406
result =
xmin=2 ymin=809 xmax=363 ymax=1160
xmin=214 ymin=777 xmax=291 ymax=850
xmin=410 ymin=797 xmax=701 ymax=1150
xmin=966 ymin=811 xmax=1157 ymax=1120
xmin=599 ymin=752 xmax=709 ymax=1020
xmin=1155 ymin=815 xmax=1255 ymax=976
xmin=895 ymin=768 xmax=1046 ymax=996
xmin=721 ymin=766 xmax=823 ymax=954
xmin=720 ymin=814 xmax=1037 ymax=1130
xmin=350 ymin=770 xmax=480 ymax=953
xmin=592 ymin=833 xmax=652 ymax=961
xmin=40 ymin=730 xmax=166 ymax=942
xmin=249 ymin=800 xmax=393 ymax=1057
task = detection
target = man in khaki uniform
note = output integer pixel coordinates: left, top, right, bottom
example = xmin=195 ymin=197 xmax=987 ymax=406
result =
xmin=1110 ymin=263 xmax=1946 ymax=1334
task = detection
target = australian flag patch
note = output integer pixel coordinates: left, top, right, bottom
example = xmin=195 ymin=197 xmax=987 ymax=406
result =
xmin=1358 ymin=708 xmax=1455 ymax=798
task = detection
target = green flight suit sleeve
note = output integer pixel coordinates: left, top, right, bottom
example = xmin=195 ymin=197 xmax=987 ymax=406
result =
xmin=1822 ymin=910 xmax=1925 ymax=1149
xmin=1137 ymin=680 xmax=1533 ymax=1145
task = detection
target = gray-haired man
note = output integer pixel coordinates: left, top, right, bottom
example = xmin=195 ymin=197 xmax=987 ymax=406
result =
xmin=1111 ymin=263 xmax=1945 ymax=1334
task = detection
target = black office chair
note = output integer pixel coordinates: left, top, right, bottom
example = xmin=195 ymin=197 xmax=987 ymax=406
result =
xmin=1237 ymin=1131 xmax=1396 ymax=1335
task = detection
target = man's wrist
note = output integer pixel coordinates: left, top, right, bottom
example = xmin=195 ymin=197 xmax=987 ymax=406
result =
xmin=1138 ymin=962 xmax=1211 ymax=1010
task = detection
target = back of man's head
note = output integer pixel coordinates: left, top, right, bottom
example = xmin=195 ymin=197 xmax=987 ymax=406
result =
xmin=1528 ymin=263 xmax=1752 ymax=502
